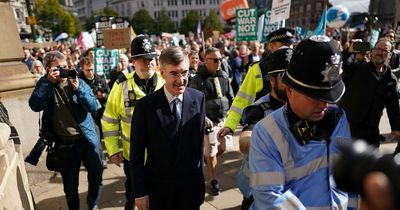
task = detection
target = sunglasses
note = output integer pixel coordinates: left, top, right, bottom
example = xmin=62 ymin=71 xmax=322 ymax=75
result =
xmin=207 ymin=57 xmax=223 ymax=63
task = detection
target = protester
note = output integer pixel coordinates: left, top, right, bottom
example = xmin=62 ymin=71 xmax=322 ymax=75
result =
xmin=189 ymin=47 xmax=234 ymax=196
xmin=101 ymin=35 xmax=164 ymax=210
xmin=29 ymin=51 xmax=103 ymax=210
xmin=249 ymin=36 xmax=357 ymax=209
xmin=341 ymin=38 xmax=400 ymax=147
xmin=131 ymin=46 xmax=206 ymax=210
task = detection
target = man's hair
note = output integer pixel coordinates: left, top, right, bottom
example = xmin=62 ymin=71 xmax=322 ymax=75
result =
xmin=188 ymin=50 xmax=198 ymax=58
xmin=205 ymin=47 xmax=219 ymax=57
xmin=159 ymin=46 xmax=188 ymax=68
xmin=80 ymin=57 xmax=93 ymax=67
xmin=43 ymin=51 xmax=66 ymax=69
xmin=375 ymin=38 xmax=393 ymax=51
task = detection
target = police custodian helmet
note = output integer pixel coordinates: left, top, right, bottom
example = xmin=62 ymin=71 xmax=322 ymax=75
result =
xmin=131 ymin=35 xmax=158 ymax=59
xmin=282 ymin=35 xmax=345 ymax=103
xmin=266 ymin=47 xmax=293 ymax=75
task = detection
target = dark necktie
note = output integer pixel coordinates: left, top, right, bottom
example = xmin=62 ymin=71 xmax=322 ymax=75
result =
xmin=172 ymin=98 xmax=181 ymax=126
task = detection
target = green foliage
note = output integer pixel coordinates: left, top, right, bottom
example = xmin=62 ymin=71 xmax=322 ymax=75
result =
xmin=203 ymin=10 xmax=223 ymax=38
xmin=85 ymin=7 xmax=119 ymax=31
xmin=179 ymin=10 xmax=200 ymax=36
xmin=33 ymin=0 xmax=81 ymax=37
xmin=155 ymin=9 xmax=175 ymax=34
xmin=131 ymin=9 xmax=156 ymax=35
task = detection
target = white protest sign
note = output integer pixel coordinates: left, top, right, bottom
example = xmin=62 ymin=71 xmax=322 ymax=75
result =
xmin=270 ymin=0 xmax=291 ymax=23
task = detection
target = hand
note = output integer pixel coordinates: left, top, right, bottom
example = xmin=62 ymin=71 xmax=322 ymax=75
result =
xmin=205 ymin=117 xmax=213 ymax=128
xmin=360 ymin=172 xmax=395 ymax=210
xmin=217 ymin=127 xmax=232 ymax=139
xmin=46 ymin=67 xmax=60 ymax=84
xmin=135 ymin=197 xmax=149 ymax=210
xmin=69 ymin=78 xmax=79 ymax=91
xmin=390 ymin=130 xmax=400 ymax=141
xmin=110 ymin=152 xmax=123 ymax=167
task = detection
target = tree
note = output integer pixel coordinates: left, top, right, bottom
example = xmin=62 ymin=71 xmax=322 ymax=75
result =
xmin=33 ymin=0 xmax=81 ymax=37
xmin=85 ymin=7 xmax=119 ymax=31
xmin=179 ymin=10 xmax=200 ymax=36
xmin=203 ymin=10 xmax=223 ymax=38
xmin=155 ymin=9 xmax=175 ymax=34
xmin=131 ymin=9 xmax=156 ymax=35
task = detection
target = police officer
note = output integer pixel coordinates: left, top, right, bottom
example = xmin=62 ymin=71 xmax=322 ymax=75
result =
xmin=237 ymin=47 xmax=292 ymax=210
xmin=249 ymin=36 xmax=358 ymax=209
xmin=101 ymin=35 xmax=165 ymax=210
xmin=218 ymin=28 xmax=295 ymax=140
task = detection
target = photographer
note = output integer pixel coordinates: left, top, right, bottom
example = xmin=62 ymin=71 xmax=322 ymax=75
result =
xmin=334 ymin=140 xmax=398 ymax=210
xmin=340 ymin=39 xmax=400 ymax=148
xmin=79 ymin=57 xmax=109 ymax=139
xmin=28 ymin=51 xmax=103 ymax=210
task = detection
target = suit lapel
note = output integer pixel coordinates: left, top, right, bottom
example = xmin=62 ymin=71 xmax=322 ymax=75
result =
xmin=181 ymin=90 xmax=196 ymax=127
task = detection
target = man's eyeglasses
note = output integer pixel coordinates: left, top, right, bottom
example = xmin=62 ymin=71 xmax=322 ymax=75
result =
xmin=207 ymin=57 xmax=223 ymax=63
xmin=169 ymin=70 xmax=189 ymax=78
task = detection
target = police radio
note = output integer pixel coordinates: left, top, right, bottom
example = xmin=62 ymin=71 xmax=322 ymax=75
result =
xmin=290 ymin=121 xmax=316 ymax=145
xmin=124 ymin=90 xmax=137 ymax=107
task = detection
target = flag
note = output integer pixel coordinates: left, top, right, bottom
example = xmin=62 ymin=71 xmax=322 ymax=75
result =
xmin=313 ymin=6 xmax=327 ymax=36
xmin=131 ymin=26 xmax=137 ymax=40
xmin=196 ymin=20 xmax=201 ymax=42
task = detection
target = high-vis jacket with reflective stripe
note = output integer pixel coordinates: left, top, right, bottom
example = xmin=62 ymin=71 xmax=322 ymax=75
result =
xmin=224 ymin=63 xmax=264 ymax=132
xmin=249 ymin=106 xmax=358 ymax=210
xmin=101 ymin=72 xmax=164 ymax=160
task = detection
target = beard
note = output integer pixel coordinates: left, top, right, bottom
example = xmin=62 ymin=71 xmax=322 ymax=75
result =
xmin=273 ymin=84 xmax=287 ymax=101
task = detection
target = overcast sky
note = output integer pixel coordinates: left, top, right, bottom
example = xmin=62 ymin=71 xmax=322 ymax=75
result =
xmin=330 ymin=0 xmax=370 ymax=13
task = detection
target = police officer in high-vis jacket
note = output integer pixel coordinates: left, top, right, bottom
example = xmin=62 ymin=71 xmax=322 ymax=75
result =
xmin=249 ymin=36 xmax=358 ymax=210
xmin=101 ymin=35 xmax=164 ymax=210
xmin=218 ymin=28 xmax=295 ymax=140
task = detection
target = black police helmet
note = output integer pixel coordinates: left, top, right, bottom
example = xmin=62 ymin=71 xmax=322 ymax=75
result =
xmin=267 ymin=28 xmax=296 ymax=44
xmin=266 ymin=47 xmax=293 ymax=75
xmin=282 ymin=35 xmax=345 ymax=103
xmin=131 ymin=35 xmax=157 ymax=59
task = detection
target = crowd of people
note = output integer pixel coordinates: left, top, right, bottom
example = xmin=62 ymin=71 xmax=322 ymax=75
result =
xmin=22 ymin=25 xmax=400 ymax=210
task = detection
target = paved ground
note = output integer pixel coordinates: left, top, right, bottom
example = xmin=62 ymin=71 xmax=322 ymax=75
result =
xmin=27 ymin=110 xmax=398 ymax=210
xmin=28 ymin=132 xmax=245 ymax=210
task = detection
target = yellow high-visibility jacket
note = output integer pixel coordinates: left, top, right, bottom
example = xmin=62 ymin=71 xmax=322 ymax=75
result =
xmin=101 ymin=72 xmax=164 ymax=160
xmin=224 ymin=62 xmax=265 ymax=132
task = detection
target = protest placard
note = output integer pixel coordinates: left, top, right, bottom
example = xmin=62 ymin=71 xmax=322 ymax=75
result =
xmin=103 ymin=28 xmax=131 ymax=49
xmin=236 ymin=8 xmax=258 ymax=41
xmin=94 ymin=48 xmax=118 ymax=79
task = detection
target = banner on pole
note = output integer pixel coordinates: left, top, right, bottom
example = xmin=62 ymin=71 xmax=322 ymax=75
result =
xmin=270 ymin=0 xmax=291 ymax=23
xmin=236 ymin=8 xmax=258 ymax=41
xmin=94 ymin=48 xmax=118 ymax=79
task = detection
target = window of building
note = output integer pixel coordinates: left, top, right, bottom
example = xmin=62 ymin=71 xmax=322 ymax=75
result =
xmin=306 ymin=4 xmax=311 ymax=12
xmin=299 ymin=5 xmax=304 ymax=13
xmin=316 ymin=2 xmax=322 ymax=11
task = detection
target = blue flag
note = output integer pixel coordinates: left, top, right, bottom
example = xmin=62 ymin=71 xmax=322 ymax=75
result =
xmin=313 ymin=6 xmax=327 ymax=36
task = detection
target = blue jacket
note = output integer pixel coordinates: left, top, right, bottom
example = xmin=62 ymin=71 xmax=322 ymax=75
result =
xmin=238 ymin=94 xmax=274 ymax=198
xmin=29 ymin=77 xmax=100 ymax=148
xmin=249 ymin=105 xmax=358 ymax=210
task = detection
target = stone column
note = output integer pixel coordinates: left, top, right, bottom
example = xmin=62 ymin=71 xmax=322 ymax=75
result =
xmin=0 ymin=3 xmax=36 ymax=95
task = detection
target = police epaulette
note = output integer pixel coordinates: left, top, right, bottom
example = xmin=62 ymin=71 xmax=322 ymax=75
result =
xmin=116 ymin=74 xmax=127 ymax=84
xmin=249 ymin=61 xmax=260 ymax=67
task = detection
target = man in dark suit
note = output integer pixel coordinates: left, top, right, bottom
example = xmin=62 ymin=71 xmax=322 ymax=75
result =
xmin=130 ymin=46 xmax=206 ymax=210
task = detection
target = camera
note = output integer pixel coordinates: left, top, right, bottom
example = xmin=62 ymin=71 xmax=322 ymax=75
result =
xmin=333 ymin=140 xmax=400 ymax=208
xmin=55 ymin=66 xmax=78 ymax=79
xmin=205 ymin=127 xmax=214 ymax=134
xmin=25 ymin=137 xmax=49 ymax=166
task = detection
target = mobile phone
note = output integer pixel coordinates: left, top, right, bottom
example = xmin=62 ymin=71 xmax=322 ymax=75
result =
xmin=353 ymin=42 xmax=371 ymax=52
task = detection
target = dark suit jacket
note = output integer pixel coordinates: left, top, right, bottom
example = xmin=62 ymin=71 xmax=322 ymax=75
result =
xmin=340 ymin=62 xmax=400 ymax=130
xmin=130 ymin=87 xmax=206 ymax=205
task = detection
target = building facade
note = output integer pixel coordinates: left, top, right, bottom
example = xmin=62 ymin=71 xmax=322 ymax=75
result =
xmin=6 ymin=0 xmax=31 ymax=33
xmin=287 ymin=0 xmax=325 ymax=30
xmin=108 ymin=0 xmax=222 ymax=29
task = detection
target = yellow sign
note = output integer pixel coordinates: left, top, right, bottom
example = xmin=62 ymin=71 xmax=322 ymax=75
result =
xmin=103 ymin=28 xmax=131 ymax=49
xmin=25 ymin=16 xmax=36 ymax=25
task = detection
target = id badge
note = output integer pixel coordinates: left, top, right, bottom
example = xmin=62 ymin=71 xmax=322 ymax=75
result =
xmin=128 ymin=90 xmax=135 ymax=101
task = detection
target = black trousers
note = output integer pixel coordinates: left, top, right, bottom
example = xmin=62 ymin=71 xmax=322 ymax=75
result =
xmin=349 ymin=121 xmax=380 ymax=147
xmin=123 ymin=158 xmax=135 ymax=209
xmin=148 ymin=181 xmax=203 ymax=210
